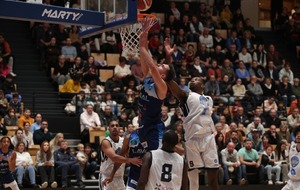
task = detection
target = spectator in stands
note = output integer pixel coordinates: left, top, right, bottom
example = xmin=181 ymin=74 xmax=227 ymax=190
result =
xmin=235 ymin=61 xmax=250 ymax=85
xmin=265 ymin=125 xmax=281 ymax=145
xmin=175 ymin=28 xmax=188 ymax=52
xmin=4 ymin=107 xmax=18 ymax=127
xmin=261 ymin=77 xmax=278 ymax=98
xmin=153 ymin=44 xmax=166 ymax=63
xmin=9 ymin=94 xmax=22 ymax=117
xmin=148 ymin=34 xmax=161 ymax=54
xmin=289 ymin=98 xmax=300 ymax=115
xmin=188 ymin=56 xmax=207 ymax=80
xmin=0 ymin=90 xmax=8 ymax=117
xmin=264 ymin=61 xmax=280 ymax=85
xmin=278 ymin=75 xmax=296 ymax=107
xmin=213 ymin=32 xmax=227 ymax=51
xmin=199 ymin=28 xmax=214 ymax=51
xmin=220 ymin=5 xmax=233 ymax=29
xmin=267 ymin=44 xmax=285 ymax=70
xmin=82 ymin=56 xmax=100 ymax=85
xmin=177 ymin=59 xmax=191 ymax=80
xmin=98 ymin=105 xmax=118 ymax=129
xmin=208 ymin=60 xmax=222 ymax=81
xmin=246 ymin=116 xmax=265 ymax=135
xmin=14 ymin=142 xmax=37 ymax=188
xmin=83 ymin=143 xmax=98 ymax=180
xmin=118 ymin=111 xmax=131 ymax=130
xmin=261 ymin=145 xmax=283 ymax=185
xmin=249 ymin=60 xmax=265 ymax=83
xmin=114 ymin=56 xmax=132 ymax=80
xmin=287 ymin=107 xmax=300 ymax=132
xmin=265 ymin=108 xmax=281 ymax=129
xmin=105 ymin=73 xmax=124 ymax=103
xmin=0 ymin=55 xmax=10 ymax=83
xmin=54 ymin=24 xmax=68 ymax=47
xmin=49 ymin=133 xmax=64 ymax=152
xmin=69 ymin=25 xmax=82 ymax=52
xmin=263 ymin=97 xmax=278 ymax=114
xmin=292 ymin=77 xmax=300 ymax=98
xmin=248 ymin=129 xmax=264 ymax=154
xmin=2 ymin=74 xmax=20 ymax=103
xmin=51 ymin=55 xmax=70 ymax=85
xmin=85 ymin=89 xmax=101 ymax=109
xmin=80 ymin=104 xmax=103 ymax=144
xmin=76 ymin=143 xmax=87 ymax=180
xmin=69 ymin=56 xmax=84 ymax=79
xmin=253 ymin=44 xmax=267 ymax=68
xmin=233 ymin=106 xmax=250 ymax=127
xmin=219 ymin=74 xmax=234 ymax=105
xmin=189 ymin=15 xmax=204 ymax=42
xmin=274 ymin=140 xmax=289 ymax=184
xmin=179 ymin=78 xmax=190 ymax=93
xmin=45 ymin=37 xmax=60 ymax=75
xmin=30 ymin=113 xmax=42 ymax=134
xmin=279 ymin=62 xmax=294 ymax=85
xmin=18 ymin=108 xmax=34 ymax=129
xmin=54 ymin=140 xmax=85 ymax=188
xmin=204 ymin=75 xmax=220 ymax=102
xmin=226 ymin=44 xmax=240 ymax=69
xmin=225 ymin=122 xmax=244 ymax=143
xmin=101 ymin=31 xmax=118 ymax=53
xmin=121 ymin=88 xmax=138 ymax=119
xmin=211 ymin=45 xmax=225 ymax=67
xmin=197 ymin=43 xmax=210 ymax=67
xmin=247 ymin=75 xmax=263 ymax=107
xmin=0 ymin=33 xmax=16 ymax=77
xmin=278 ymin=124 xmax=291 ymax=143
xmin=241 ymin=30 xmax=255 ymax=53
xmin=23 ymin=122 xmax=34 ymax=146
xmin=238 ymin=138 xmax=265 ymax=184
xmin=33 ymin=120 xmax=54 ymax=145
xmin=59 ymin=75 xmax=81 ymax=93
xmin=36 ymin=141 xmax=57 ymax=188
xmin=36 ymin=23 xmax=53 ymax=71
xmin=225 ymin=130 xmax=242 ymax=151
xmin=100 ymin=93 xmax=120 ymax=117
xmin=226 ymin=30 xmax=241 ymax=52
xmin=221 ymin=142 xmax=245 ymax=186
xmin=239 ymin=47 xmax=252 ymax=69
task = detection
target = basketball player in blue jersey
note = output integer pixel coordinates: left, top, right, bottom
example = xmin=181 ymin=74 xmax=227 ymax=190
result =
xmin=282 ymin=126 xmax=300 ymax=190
xmin=136 ymin=130 xmax=188 ymax=190
xmin=0 ymin=136 xmax=19 ymax=190
xmin=138 ymin=21 xmax=176 ymax=151
xmin=102 ymin=129 xmax=147 ymax=190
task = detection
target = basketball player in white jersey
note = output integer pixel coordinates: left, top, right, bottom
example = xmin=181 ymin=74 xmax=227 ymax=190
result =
xmin=99 ymin=120 xmax=142 ymax=190
xmin=136 ymin=130 xmax=188 ymax=190
xmin=282 ymin=126 xmax=300 ymax=190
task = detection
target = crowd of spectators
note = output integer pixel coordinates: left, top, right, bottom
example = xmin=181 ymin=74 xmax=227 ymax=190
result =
xmin=2 ymin=0 xmax=300 ymax=188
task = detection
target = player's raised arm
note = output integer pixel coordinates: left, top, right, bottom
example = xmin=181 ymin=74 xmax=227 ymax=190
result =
xmin=139 ymin=31 xmax=150 ymax=77
xmin=167 ymin=80 xmax=188 ymax=104
xmin=164 ymin=38 xmax=175 ymax=65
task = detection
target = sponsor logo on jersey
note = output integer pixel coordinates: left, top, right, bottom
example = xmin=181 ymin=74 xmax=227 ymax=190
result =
xmin=154 ymin=183 xmax=173 ymax=190
xmin=42 ymin=9 xmax=83 ymax=21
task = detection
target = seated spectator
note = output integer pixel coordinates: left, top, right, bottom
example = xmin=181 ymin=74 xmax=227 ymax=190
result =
xmin=249 ymin=60 xmax=265 ymax=83
xmin=264 ymin=61 xmax=280 ymax=85
xmin=289 ymin=98 xmax=300 ymax=115
xmin=36 ymin=141 xmax=57 ymax=188
xmin=220 ymin=5 xmax=233 ymax=29
xmin=33 ymin=120 xmax=54 ymax=145
xmin=246 ymin=116 xmax=265 ymax=135
xmin=274 ymin=140 xmax=289 ymax=184
xmin=233 ymin=106 xmax=250 ymax=128
xmin=50 ymin=133 xmax=64 ymax=152
xmin=235 ymin=61 xmax=250 ymax=85
xmin=69 ymin=25 xmax=82 ymax=52
xmin=30 ymin=113 xmax=42 ymax=134
xmin=0 ymin=33 xmax=16 ymax=77
xmin=277 ymin=101 xmax=287 ymax=120
xmin=69 ymin=90 xmax=87 ymax=114
xmin=239 ymin=47 xmax=253 ymax=69
xmin=69 ymin=56 xmax=84 ymax=79
xmin=76 ymin=143 xmax=87 ymax=180
xmin=80 ymin=104 xmax=103 ymax=144
xmin=14 ymin=142 xmax=38 ymax=188
xmin=51 ymin=55 xmax=70 ymax=85
xmin=247 ymin=75 xmax=263 ymax=107
xmin=189 ymin=15 xmax=203 ymax=42
xmin=61 ymin=38 xmax=77 ymax=64
xmin=265 ymin=108 xmax=281 ymax=128
xmin=89 ymin=79 xmax=104 ymax=95
xmin=262 ymin=134 xmax=271 ymax=150
xmin=240 ymin=30 xmax=255 ymax=52
xmin=0 ymin=116 xmax=7 ymax=136
xmin=232 ymin=78 xmax=246 ymax=100
xmin=278 ymin=75 xmax=296 ymax=107
xmin=100 ymin=31 xmax=118 ymax=53
xmin=221 ymin=142 xmax=245 ymax=186
xmin=238 ymin=138 xmax=265 ymax=184
xmin=188 ymin=56 xmax=207 ymax=81
xmin=204 ymin=75 xmax=220 ymax=102
xmin=148 ymin=34 xmax=161 ymax=54
xmin=83 ymin=143 xmax=98 ymax=180
xmin=248 ymin=129 xmax=264 ymax=154
xmin=265 ymin=125 xmax=281 ymax=145
xmin=279 ymin=62 xmax=294 ymax=84
xmin=3 ymin=107 xmax=18 ymax=126
xmin=261 ymin=77 xmax=278 ymax=98
xmin=8 ymin=94 xmax=22 ymax=117
xmin=54 ymin=140 xmax=85 ymax=188
xmin=263 ymin=96 xmax=278 ymax=114
xmin=0 ymin=90 xmax=8 ymax=117
xmin=267 ymin=44 xmax=285 ymax=70
xmin=11 ymin=128 xmax=29 ymax=148
xmin=261 ymin=145 xmax=283 ymax=185
xmin=199 ymin=28 xmax=214 ymax=51
xmin=104 ymin=73 xmax=125 ymax=103
xmin=23 ymin=122 xmax=34 ymax=146
xmin=219 ymin=74 xmax=234 ymax=105
xmin=59 ymin=75 xmax=81 ymax=93
xmin=114 ymin=56 xmax=132 ymax=80
xmin=252 ymin=43 xmax=267 ymax=68
xmin=121 ymin=89 xmax=138 ymax=119
xmin=225 ymin=122 xmax=244 ymax=142
xmin=278 ymin=124 xmax=291 ymax=143
xmin=215 ymin=131 xmax=226 ymax=152
xmin=225 ymin=130 xmax=242 ymax=151
xmin=100 ymin=93 xmax=120 ymax=117
xmin=98 ymin=105 xmax=118 ymax=129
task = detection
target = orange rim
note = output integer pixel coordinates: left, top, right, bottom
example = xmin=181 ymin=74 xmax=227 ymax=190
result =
xmin=137 ymin=13 xmax=156 ymax=21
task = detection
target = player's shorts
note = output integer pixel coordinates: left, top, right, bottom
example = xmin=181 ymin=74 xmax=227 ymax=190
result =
xmin=3 ymin=180 xmax=19 ymax=190
xmin=138 ymin=122 xmax=165 ymax=151
xmin=126 ymin=176 xmax=138 ymax=190
xmin=185 ymin=133 xmax=219 ymax=169
xmin=99 ymin=174 xmax=125 ymax=190
xmin=282 ymin=180 xmax=300 ymax=190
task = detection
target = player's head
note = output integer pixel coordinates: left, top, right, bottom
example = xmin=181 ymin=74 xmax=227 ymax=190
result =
xmin=0 ymin=136 xmax=11 ymax=148
xmin=109 ymin=120 xmax=120 ymax=137
xmin=189 ymin=77 xmax=204 ymax=93
xmin=157 ymin=63 xmax=175 ymax=81
xmin=162 ymin=130 xmax=178 ymax=150
xmin=294 ymin=126 xmax=300 ymax=143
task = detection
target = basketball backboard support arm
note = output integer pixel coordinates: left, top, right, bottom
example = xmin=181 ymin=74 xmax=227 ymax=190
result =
xmin=0 ymin=0 xmax=104 ymax=27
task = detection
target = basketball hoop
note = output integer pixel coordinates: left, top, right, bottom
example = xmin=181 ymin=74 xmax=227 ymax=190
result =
xmin=119 ymin=13 xmax=157 ymax=57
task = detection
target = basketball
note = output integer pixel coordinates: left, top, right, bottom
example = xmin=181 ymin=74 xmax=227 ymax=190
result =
xmin=138 ymin=0 xmax=152 ymax=11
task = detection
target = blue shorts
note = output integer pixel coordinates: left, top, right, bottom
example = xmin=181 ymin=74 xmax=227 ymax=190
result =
xmin=138 ymin=122 xmax=165 ymax=151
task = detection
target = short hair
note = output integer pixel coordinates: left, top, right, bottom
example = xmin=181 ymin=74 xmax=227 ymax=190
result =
xmin=162 ymin=130 xmax=178 ymax=147
xmin=294 ymin=126 xmax=300 ymax=137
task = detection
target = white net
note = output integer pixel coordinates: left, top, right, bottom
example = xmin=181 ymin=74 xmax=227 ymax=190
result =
xmin=119 ymin=16 xmax=157 ymax=57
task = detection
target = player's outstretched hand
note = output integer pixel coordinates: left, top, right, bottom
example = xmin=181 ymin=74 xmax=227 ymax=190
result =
xmin=102 ymin=177 xmax=113 ymax=187
xmin=164 ymin=38 xmax=176 ymax=56
xmin=129 ymin=157 xmax=142 ymax=167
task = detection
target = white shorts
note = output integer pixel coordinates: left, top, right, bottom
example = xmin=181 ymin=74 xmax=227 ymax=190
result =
xmin=185 ymin=133 xmax=219 ymax=169
xmin=282 ymin=180 xmax=300 ymax=190
xmin=99 ymin=174 xmax=125 ymax=190
xmin=4 ymin=180 xmax=19 ymax=190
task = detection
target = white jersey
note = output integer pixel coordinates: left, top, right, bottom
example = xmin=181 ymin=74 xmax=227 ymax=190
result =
xmin=100 ymin=136 xmax=125 ymax=177
xmin=180 ymin=92 xmax=215 ymax=141
xmin=288 ymin=141 xmax=300 ymax=180
xmin=146 ymin=149 xmax=184 ymax=190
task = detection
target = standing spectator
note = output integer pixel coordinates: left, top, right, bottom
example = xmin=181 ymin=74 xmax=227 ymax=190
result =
xmin=270 ymin=0 xmax=283 ymax=31
xmin=36 ymin=141 xmax=57 ymax=188
xmin=261 ymin=145 xmax=283 ymax=185
xmin=14 ymin=142 xmax=38 ymax=188
xmin=54 ymin=140 xmax=85 ymax=188
xmin=267 ymin=44 xmax=285 ymax=70
xmin=4 ymin=108 xmax=18 ymax=126
xmin=238 ymin=138 xmax=265 ymax=184
xmin=0 ymin=33 xmax=16 ymax=76
xmin=221 ymin=142 xmax=245 ymax=186
xmin=79 ymin=104 xmax=103 ymax=144
xmin=33 ymin=120 xmax=54 ymax=145
xmin=30 ymin=113 xmax=42 ymax=134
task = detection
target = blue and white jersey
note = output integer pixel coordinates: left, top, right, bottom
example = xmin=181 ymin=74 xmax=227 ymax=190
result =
xmin=288 ymin=141 xmax=300 ymax=180
xmin=0 ymin=149 xmax=15 ymax=183
xmin=180 ymin=92 xmax=215 ymax=141
xmin=138 ymin=77 xmax=163 ymax=125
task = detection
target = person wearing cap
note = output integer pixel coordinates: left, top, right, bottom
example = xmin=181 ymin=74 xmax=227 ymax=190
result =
xmin=238 ymin=138 xmax=265 ymax=184
xmin=248 ymin=128 xmax=264 ymax=154
xmin=246 ymin=116 xmax=265 ymax=135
